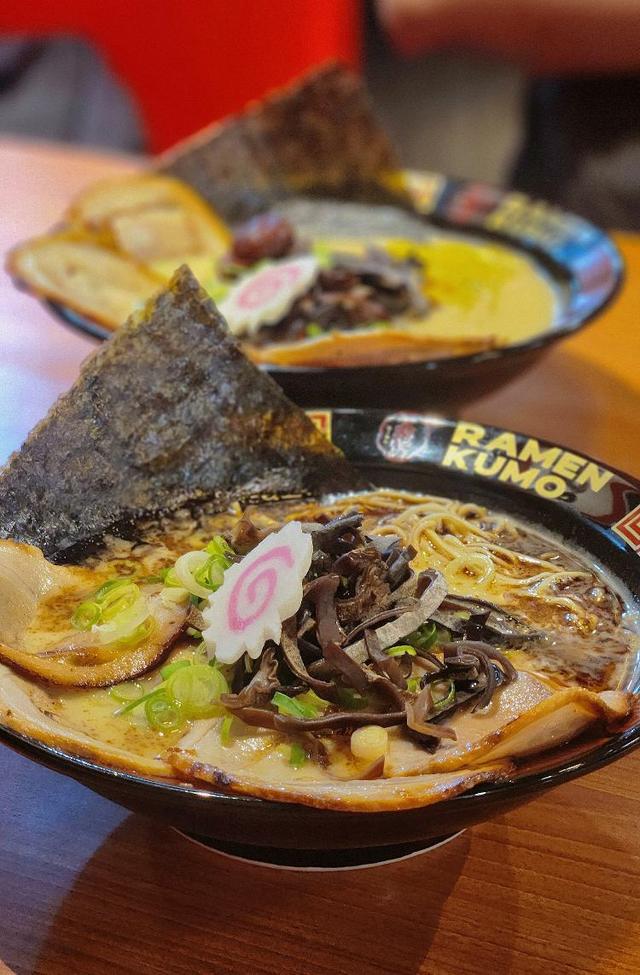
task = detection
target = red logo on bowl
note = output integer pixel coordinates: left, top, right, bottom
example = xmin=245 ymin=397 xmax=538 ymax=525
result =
xmin=612 ymin=504 xmax=640 ymax=552
xmin=377 ymin=415 xmax=432 ymax=463
xmin=306 ymin=410 xmax=332 ymax=441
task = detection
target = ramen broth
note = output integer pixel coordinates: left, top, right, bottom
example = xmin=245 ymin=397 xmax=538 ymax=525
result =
xmin=274 ymin=199 xmax=559 ymax=345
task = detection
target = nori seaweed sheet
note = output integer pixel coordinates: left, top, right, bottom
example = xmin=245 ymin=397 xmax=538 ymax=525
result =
xmin=155 ymin=63 xmax=409 ymax=224
xmin=0 ymin=266 xmax=364 ymax=558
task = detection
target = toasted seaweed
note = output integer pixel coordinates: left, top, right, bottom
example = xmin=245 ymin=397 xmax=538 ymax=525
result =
xmin=0 ymin=266 xmax=364 ymax=558
xmin=156 ymin=63 xmax=409 ymax=223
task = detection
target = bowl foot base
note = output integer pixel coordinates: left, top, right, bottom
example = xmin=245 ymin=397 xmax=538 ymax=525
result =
xmin=174 ymin=829 xmax=465 ymax=870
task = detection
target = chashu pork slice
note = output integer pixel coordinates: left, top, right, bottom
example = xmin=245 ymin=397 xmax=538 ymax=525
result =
xmin=0 ymin=540 xmax=188 ymax=688
xmin=0 ymin=265 xmax=363 ymax=558
xmin=385 ymin=671 xmax=632 ymax=776
xmin=0 ymin=664 xmax=173 ymax=778
xmin=167 ymin=716 xmax=509 ymax=812
xmin=165 ymin=671 xmax=632 ymax=811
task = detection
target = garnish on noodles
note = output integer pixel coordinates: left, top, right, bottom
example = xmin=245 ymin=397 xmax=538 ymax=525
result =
xmin=0 ymin=490 xmax=635 ymax=809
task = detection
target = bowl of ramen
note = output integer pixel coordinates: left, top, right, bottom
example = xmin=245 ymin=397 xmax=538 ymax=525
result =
xmin=6 ymin=66 xmax=622 ymax=411
xmin=0 ymin=266 xmax=638 ymax=862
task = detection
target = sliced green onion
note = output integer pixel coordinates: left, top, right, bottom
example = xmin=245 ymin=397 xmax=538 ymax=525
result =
xmin=186 ymin=627 xmax=201 ymax=639
xmin=145 ymin=691 xmax=185 ymax=733
xmin=193 ymin=557 xmax=225 ymax=592
xmin=71 ymin=600 xmax=101 ymax=630
xmin=295 ymin=689 xmax=329 ymax=713
xmin=159 ymin=586 xmax=190 ymax=607
xmin=93 ymin=577 xmax=131 ymax=599
xmin=289 ymin=742 xmax=307 ymax=768
xmin=169 ymin=538 xmax=234 ymax=601
xmin=305 ymin=323 xmax=323 ymax=338
xmin=115 ymin=686 xmax=163 ymax=716
xmin=220 ymin=715 xmax=234 ymax=747
xmin=406 ymin=677 xmax=421 ymax=694
xmin=111 ymin=617 xmax=154 ymax=649
xmin=160 ymin=659 xmax=192 ymax=681
xmin=205 ymin=536 xmax=234 ymax=562
xmin=406 ymin=620 xmax=438 ymax=652
xmin=95 ymin=579 xmax=139 ymax=615
xmin=386 ymin=644 xmax=417 ymax=657
xmin=336 ymin=687 xmax=369 ymax=711
xmin=71 ymin=576 xmax=151 ymax=644
xmin=162 ymin=567 xmax=182 ymax=588
xmin=167 ymin=663 xmax=228 ymax=719
xmin=92 ymin=593 xmax=150 ymax=645
xmin=109 ymin=681 xmax=143 ymax=703
xmin=271 ymin=691 xmax=319 ymax=720
xmin=433 ymin=679 xmax=456 ymax=712
xmin=173 ymin=551 xmax=215 ymax=599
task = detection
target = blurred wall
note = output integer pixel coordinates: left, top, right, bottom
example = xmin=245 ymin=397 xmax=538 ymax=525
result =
xmin=0 ymin=36 xmax=143 ymax=150
xmin=364 ymin=11 xmax=524 ymax=185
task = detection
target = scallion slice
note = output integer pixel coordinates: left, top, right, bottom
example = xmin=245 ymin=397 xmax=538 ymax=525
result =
xmin=145 ymin=692 xmax=185 ymax=733
xmin=109 ymin=681 xmax=144 ymax=703
xmin=71 ymin=576 xmax=151 ymax=644
xmin=92 ymin=593 xmax=150 ymax=645
xmin=433 ymin=679 xmax=456 ymax=712
xmin=271 ymin=691 xmax=319 ymax=720
xmin=71 ymin=600 xmax=101 ymax=630
xmin=289 ymin=742 xmax=307 ymax=768
xmin=114 ymin=686 xmax=163 ymax=717
xmin=160 ymin=659 xmax=192 ymax=681
xmin=205 ymin=536 xmax=234 ymax=561
xmin=173 ymin=551 xmax=215 ymax=599
xmin=295 ymin=689 xmax=329 ymax=713
xmin=336 ymin=687 xmax=368 ymax=711
xmin=220 ymin=715 xmax=234 ymax=747
xmin=406 ymin=620 xmax=438 ymax=652
xmin=166 ymin=663 xmax=228 ymax=719
xmin=386 ymin=644 xmax=417 ymax=657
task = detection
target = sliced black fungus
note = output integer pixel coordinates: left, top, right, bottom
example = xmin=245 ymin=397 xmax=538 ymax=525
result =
xmin=386 ymin=544 xmax=417 ymax=589
xmin=364 ymin=627 xmax=407 ymax=690
xmin=440 ymin=594 xmax=542 ymax=643
xmin=221 ymin=646 xmax=280 ymax=709
xmin=310 ymin=512 xmax=364 ymax=555
xmin=304 ymin=574 xmax=346 ymax=649
xmin=234 ymin=705 xmax=406 ymax=734
xmin=279 ymin=617 xmax=339 ymax=704
xmin=322 ymin=640 xmax=372 ymax=695
xmin=222 ymin=508 xmax=517 ymax=760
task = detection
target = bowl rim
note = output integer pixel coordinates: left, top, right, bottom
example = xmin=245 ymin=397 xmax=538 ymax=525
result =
xmin=43 ymin=170 xmax=625 ymax=377
xmin=2 ymin=408 xmax=639 ymax=815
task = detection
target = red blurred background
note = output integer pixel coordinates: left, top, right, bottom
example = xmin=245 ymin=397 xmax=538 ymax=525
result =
xmin=0 ymin=0 xmax=361 ymax=152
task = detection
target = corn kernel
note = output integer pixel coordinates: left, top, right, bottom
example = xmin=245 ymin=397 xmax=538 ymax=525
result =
xmin=350 ymin=725 xmax=388 ymax=762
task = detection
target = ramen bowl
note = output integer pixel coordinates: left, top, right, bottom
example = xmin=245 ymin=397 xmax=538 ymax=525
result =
xmin=44 ymin=173 xmax=622 ymax=412
xmin=2 ymin=410 xmax=639 ymax=863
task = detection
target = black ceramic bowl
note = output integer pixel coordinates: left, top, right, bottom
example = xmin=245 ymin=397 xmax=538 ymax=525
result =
xmin=2 ymin=410 xmax=639 ymax=863
xmin=46 ymin=173 xmax=623 ymax=412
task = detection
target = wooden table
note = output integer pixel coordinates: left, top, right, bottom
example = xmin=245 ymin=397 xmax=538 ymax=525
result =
xmin=1 ymin=139 xmax=639 ymax=975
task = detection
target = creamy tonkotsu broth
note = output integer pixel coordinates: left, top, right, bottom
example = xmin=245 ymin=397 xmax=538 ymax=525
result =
xmin=0 ymin=490 xmax=635 ymax=807
xmin=267 ymin=199 xmax=559 ymax=346
xmin=199 ymin=198 xmax=560 ymax=369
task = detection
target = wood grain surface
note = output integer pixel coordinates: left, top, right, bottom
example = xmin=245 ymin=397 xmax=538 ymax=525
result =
xmin=0 ymin=139 xmax=639 ymax=975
